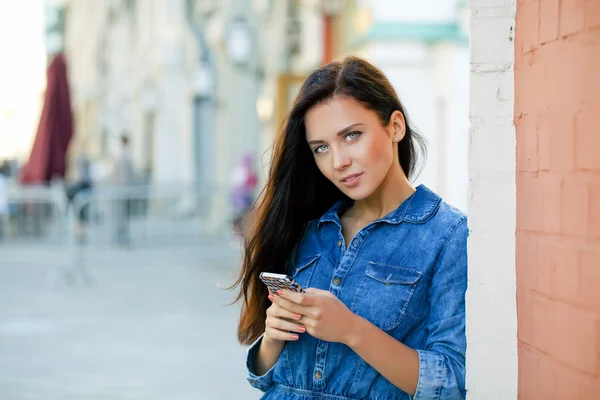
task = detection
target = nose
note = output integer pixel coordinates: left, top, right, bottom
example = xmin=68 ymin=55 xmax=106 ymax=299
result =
xmin=332 ymin=147 xmax=351 ymax=171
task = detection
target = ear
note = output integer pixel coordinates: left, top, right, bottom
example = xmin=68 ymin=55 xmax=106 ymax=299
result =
xmin=388 ymin=110 xmax=406 ymax=142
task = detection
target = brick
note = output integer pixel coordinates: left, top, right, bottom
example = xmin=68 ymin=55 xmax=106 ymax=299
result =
xmin=561 ymin=175 xmax=590 ymax=237
xmin=575 ymin=106 xmax=600 ymax=170
xmin=581 ymin=33 xmax=600 ymax=103
xmin=590 ymin=177 xmax=600 ymax=239
xmin=585 ymin=0 xmax=600 ymax=28
xmin=548 ymin=110 xmax=576 ymax=171
xmin=517 ymin=232 xmax=538 ymax=289
xmin=539 ymin=172 xmax=562 ymax=234
xmin=579 ymin=249 xmax=600 ymax=309
xmin=539 ymin=0 xmax=559 ymax=44
xmin=517 ymin=289 xmax=534 ymax=344
xmin=517 ymin=172 xmax=541 ymax=232
xmin=547 ymin=303 xmax=598 ymax=374
xmin=579 ymin=376 xmax=600 ymax=400
xmin=545 ymin=41 xmax=585 ymax=108
xmin=553 ymin=363 xmax=583 ymax=399
xmin=536 ymin=243 xmax=555 ymax=296
xmin=522 ymin=0 xmax=540 ymax=53
xmin=559 ymin=0 xmax=586 ymax=37
xmin=531 ymin=296 xmax=552 ymax=352
xmin=517 ymin=113 xmax=539 ymax=172
xmin=537 ymin=116 xmax=551 ymax=171
xmin=515 ymin=51 xmax=547 ymax=115
xmin=536 ymin=353 xmax=556 ymax=398
xmin=518 ymin=344 xmax=540 ymax=398
xmin=551 ymin=246 xmax=580 ymax=302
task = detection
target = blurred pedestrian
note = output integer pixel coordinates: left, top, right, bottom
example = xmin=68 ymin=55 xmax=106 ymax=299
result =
xmin=112 ymin=134 xmax=135 ymax=247
xmin=233 ymin=57 xmax=467 ymax=399
xmin=229 ymin=153 xmax=258 ymax=236
xmin=66 ymin=153 xmax=93 ymax=241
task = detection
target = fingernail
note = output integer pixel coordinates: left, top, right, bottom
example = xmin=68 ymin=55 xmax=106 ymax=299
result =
xmin=298 ymin=326 xmax=306 ymax=333
xmin=291 ymin=334 xmax=299 ymax=340
xmin=294 ymin=313 xmax=302 ymax=320
xmin=268 ymin=295 xmax=274 ymax=301
xmin=277 ymin=290 xmax=284 ymax=296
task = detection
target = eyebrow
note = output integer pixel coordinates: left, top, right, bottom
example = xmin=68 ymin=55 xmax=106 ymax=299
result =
xmin=307 ymin=123 xmax=364 ymax=146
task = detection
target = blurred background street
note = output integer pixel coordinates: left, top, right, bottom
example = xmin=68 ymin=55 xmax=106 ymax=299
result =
xmin=0 ymin=241 xmax=260 ymax=399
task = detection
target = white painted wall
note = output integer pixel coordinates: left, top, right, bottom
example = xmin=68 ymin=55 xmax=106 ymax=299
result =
xmin=466 ymin=0 xmax=517 ymax=398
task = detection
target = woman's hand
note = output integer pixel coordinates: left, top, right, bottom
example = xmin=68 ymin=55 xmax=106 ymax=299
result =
xmin=270 ymin=288 xmax=358 ymax=344
xmin=264 ymin=292 xmax=307 ymax=342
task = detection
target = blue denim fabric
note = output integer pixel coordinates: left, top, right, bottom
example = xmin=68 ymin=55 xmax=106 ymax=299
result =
xmin=246 ymin=185 xmax=468 ymax=400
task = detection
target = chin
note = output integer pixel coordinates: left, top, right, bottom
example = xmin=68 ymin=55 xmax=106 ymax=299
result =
xmin=339 ymin=186 xmax=374 ymax=201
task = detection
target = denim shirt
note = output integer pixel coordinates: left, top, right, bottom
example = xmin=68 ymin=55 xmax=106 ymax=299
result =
xmin=246 ymin=185 xmax=468 ymax=400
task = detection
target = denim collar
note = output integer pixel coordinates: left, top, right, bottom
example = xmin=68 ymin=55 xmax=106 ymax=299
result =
xmin=317 ymin=184 xmax=441 ymax=228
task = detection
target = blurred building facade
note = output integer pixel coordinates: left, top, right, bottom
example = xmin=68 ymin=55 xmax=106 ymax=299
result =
xmin=63 ymin=0 xmax=468 ymax=209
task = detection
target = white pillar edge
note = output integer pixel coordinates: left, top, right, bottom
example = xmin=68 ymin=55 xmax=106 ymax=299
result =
xmin=466 ymin=0 xmax=518 ymax=398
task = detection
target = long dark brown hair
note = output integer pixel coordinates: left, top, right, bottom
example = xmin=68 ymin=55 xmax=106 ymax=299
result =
xmin=232 ymin=56 xmax=426 ymax=345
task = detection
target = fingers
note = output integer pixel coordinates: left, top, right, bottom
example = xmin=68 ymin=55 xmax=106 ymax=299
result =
xmin=276 ymin=289 xmax=315 ymax=306
xmin=265 ymin=304 xmax=306 ymax=342
xmin=265 ymin=326 xmax=300 ymax=341
xmin=268 ymin=300 xmax=303 ymax=322
xmin=267 ymin=314 xmax=306 ymax=334
xmin=271 ymin=292 xmax=311 ymax=315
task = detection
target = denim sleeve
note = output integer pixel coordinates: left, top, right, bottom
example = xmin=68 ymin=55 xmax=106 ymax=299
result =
xmin=245 ymin=333 xmax=276 ymax=392
xmin=413 ymin=219 xmax=468 ymax=400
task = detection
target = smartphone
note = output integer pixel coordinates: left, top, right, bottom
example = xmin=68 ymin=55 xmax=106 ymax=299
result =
xmin=259 ymin=272 xmax=305 ymax=294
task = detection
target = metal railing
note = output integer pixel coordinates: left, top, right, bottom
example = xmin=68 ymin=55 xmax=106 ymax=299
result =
xmin=1 ymin=183 xmax=238 ymax=283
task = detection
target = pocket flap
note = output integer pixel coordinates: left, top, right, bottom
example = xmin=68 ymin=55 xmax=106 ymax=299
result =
xmin=292 ymin=254 xmax=321 ymax=276
xmin=366 ymin=262 xmax=422 ymax=285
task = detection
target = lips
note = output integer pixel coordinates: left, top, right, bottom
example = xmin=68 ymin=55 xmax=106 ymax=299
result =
xmin=340 ymin=173 xmax=363 ymax=186
xmin=340 ymin=173 xmax=362 ymax=182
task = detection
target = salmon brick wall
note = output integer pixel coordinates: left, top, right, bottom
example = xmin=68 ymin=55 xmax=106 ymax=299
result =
xmin=515 ymin=0 xmax=600 ymax=398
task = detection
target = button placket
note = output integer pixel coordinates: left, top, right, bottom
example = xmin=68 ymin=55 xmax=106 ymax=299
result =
xmin=313 ymin=340 xmax=329 ymax=389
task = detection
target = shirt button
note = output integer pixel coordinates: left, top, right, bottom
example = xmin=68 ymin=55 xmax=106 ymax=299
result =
xmin=337 ymin=240 xmax=342 ymax=247
xmin=314 ymin=370 xmax=322 ymax=380
xmin=333 ymin=277 xmax=341 ymax=286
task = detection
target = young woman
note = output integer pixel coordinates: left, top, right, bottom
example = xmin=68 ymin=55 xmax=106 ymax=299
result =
xmin=233 ymin=56 xmax=467 ymax=400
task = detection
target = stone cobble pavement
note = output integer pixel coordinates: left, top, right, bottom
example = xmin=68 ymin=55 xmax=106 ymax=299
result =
xmin=0 ymin=241 xmax=262 ymax=400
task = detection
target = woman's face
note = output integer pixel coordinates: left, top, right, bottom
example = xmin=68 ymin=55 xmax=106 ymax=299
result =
xmin=305 ymin=96 xmax=404 ymax=201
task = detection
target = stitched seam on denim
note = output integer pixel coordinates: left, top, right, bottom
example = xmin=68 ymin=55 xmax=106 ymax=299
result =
xmin=273 ymin=384 xmax=361 ymax=400
xmin=283 ymin=345 xmax=295 ymax=388
xmin=415 ymin=350 xmax=426 ymax=400
xmin=293 ymin=254 xmax=321 ymax=276
xmin=349 ymin=358 xmax=365 ymax=395
xmin=365 ymin=262 xmax=423 ymax=284
xmin=433 ymin=354 xmax=446 ymax=400
xmin=352 ymin=262 xmax=422 ymax=331
xmin=385 ymin=279 xmax=418 ymax=331
xmin=319 ymin=341 xmax=330 ymax=390
xmin=305 ymin=257 xmax=320 ymax=288
xmin=350 ymin=272 xmax=367 ymax=312
xmin=395 ymin=190 xmax=417 ymax=222
xmin=337 ymin=226 xmax=372 ymax=284
xmin=431 ymin=217 xmax=467 ymax=273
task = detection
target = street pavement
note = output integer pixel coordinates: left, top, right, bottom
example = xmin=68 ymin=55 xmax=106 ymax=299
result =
xmin=0 ymin=241 xmax=262 ymax=399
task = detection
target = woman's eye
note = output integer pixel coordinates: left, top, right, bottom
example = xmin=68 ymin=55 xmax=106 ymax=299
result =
xmin=314 ymin=145 xmax=328 ymax=154
xmin=345 ymin=131 xmax=361 ymax=141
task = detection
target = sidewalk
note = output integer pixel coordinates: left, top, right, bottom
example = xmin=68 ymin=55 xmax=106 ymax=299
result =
xmin=0 ymin=241 xmax=261 ymax=399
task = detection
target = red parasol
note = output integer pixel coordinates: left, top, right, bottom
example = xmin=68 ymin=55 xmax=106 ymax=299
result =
xmin=20 ymin=53 xmax=73 ymax=184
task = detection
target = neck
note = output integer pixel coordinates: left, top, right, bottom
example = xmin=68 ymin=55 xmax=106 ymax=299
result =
xmin=349 ymin=163 xmax=415 ymax=221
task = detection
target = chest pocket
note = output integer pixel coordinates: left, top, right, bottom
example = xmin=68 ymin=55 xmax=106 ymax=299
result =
xmin=351 ymin=262 xmax=423 ymax=331
xmin=290 ymin=254 xmax=321 ymax=289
